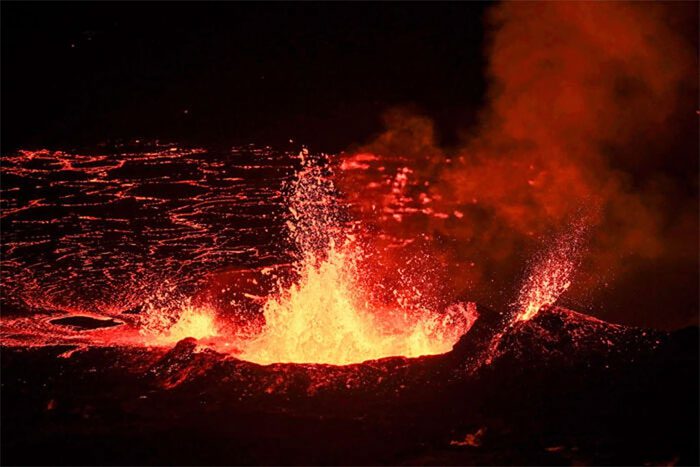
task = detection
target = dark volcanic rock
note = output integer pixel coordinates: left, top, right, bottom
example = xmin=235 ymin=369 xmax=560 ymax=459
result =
xmin=1 ymin=306 xmax=698 ymax=465
xmin=49 ymin=315 xmax=123 ymax=330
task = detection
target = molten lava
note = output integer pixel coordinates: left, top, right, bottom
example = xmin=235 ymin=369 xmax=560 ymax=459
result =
xmin=239 ymin=243 xmax=475 ymax=365
xmin=0 ymin=145 xmax=586 ymax=365
xmin=515 ymin=258 xmax=572 ymax=322
xmin=146 ymin=303 xmax=219 ymax=345
xmin=0 ymin=146 xmax=476 ymax=362
xmin=237 ymin=150 xmax=475 ymax=364
xmin=514 ymin=226 xmax=583 ymax=322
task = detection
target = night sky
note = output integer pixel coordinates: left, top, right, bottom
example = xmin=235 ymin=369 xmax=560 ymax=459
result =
xmin=2 ymin=2 xmax=489 ymax=152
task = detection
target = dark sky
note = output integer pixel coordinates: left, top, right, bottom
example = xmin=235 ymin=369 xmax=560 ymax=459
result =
xmin=2 ymin=2 xmax=489 ymax=152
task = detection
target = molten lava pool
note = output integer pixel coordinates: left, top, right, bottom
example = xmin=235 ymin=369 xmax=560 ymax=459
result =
xmin=1 ymin=144 xmax=477 ymax=364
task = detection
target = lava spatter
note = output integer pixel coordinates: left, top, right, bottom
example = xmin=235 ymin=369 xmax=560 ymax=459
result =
xmin=237 ymin=150 xmax=476 ymax=364
xmin=514 ymin=222 xmax=587 ymax=323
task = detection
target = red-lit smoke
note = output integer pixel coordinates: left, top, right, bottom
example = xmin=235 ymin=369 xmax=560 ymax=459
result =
xmin=338 ymin=2 xmax=698 ymax=326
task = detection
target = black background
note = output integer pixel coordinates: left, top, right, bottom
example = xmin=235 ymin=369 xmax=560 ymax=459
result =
xmin=2 ymin=2 xmax=489 ymax=152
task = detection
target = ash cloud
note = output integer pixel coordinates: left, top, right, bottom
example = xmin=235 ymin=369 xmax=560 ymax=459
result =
xmin=339 ymin=2 xmax=698 ymax=329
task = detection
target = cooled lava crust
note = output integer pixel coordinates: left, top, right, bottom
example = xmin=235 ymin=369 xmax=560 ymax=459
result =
xmin=2 ymin=305 xmax=698 ymax=465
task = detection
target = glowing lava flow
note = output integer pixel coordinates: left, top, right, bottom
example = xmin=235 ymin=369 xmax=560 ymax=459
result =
xmin=237 ymin=151 xmax=475 ymax=365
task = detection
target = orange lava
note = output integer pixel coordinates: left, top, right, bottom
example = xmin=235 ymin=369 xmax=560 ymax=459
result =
xmin=514 ymin=227 xmax=583 ymax=322
xmin=237 ymin=151 xmax=475 ymax=365
xmin=515 ymin=257 xmax=573 ymax=322
xmin=238 ymin=243 xmax=476 ymax=365
xmin=137 ymin=294 xmax=220 ymax=346
xmin=148 ymin=304 xmax=219 ymax=345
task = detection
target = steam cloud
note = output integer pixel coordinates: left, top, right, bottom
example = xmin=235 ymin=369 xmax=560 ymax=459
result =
xmin=338 ymin=2 xmax=698 ymax=328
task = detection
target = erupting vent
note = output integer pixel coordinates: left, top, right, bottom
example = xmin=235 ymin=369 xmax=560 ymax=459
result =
xmin=513 ymin=225 xmax=584 ymax=323
xmin=1 ymin=147 xmax=478 ymax=365
xmin=234 ymin=150 xmax=477 ymax=364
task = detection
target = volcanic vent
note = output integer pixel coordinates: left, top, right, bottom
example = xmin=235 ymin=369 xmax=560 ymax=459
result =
xmin=234 ymin=150 xmax=476 ymax=364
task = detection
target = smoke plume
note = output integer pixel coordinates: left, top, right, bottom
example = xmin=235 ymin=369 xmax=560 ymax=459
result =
xmin=338 ymin=2 xmax=698 ymax=328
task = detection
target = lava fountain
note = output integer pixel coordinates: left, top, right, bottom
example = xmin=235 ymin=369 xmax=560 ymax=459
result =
xmin=514 ymin=223 xmax=585 ymax=323
xmin=236 ymin=150 xmax=476 ymax=364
